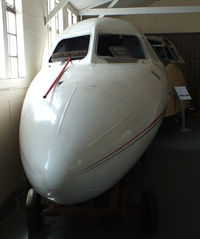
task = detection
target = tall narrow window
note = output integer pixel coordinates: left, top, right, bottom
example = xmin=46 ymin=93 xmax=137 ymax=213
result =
xmin=5 ymin=0 xmax=18 ymax=78
xmin=67 ymin=9 xmax=72 ymax=27
xmin=72 ymin=13 xmax=77 ymax=25
xmin=0 ymin=0 xmax=24 ymax=80
xmin=47 ymin=0 xmax=64 ymax=53
xmin=47 ymin=0 xmax=78 ymax=54
xmin=0 ymin=2 xmax=6 ymax=79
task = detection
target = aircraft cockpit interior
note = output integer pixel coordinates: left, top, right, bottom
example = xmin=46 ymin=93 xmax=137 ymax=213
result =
xmin=49 ymin=35 xmax=90 ymax=62
xmin=97 ymin=34 xmax=147 ymax=62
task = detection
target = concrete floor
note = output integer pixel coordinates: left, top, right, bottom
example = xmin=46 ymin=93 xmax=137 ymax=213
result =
xmin=1 ymin=111 xmax=200 ymax=239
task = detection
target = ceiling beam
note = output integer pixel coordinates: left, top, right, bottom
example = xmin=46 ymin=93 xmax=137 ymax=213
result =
xmin=45 ymin=0 xmax=70 ymax=25
xmin=81 ymin=0 xmax=112 ymax=11
xmin=107 ymin=0 xmax=119 ymax=8
xmin=99 ymin=0 xmax=119 ymax=17
xmin=79 ymin=6 xmax=200 ymax=16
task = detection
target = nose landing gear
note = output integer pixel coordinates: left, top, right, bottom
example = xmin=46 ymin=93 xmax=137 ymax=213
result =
xmin=26 ymin=188 xmax=42 ymax=233
xmin=25 ymin=185 xmax=159 ymax=236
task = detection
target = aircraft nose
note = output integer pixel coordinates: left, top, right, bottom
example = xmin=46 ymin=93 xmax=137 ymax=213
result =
xmin=55 ymin=85 xmax=132 ymax=156
xmin=21 ymin=84 xmax=133 ymax=203
xmin=43 ymin=85 xmax=133 ymax=200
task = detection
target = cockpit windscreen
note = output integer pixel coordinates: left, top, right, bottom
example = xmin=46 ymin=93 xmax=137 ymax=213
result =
xmin=49 ymin=35 xmax=90 ymax=62
xmin=147 ymin=38 xmax=183 ymax=65
xmin=97 ymin=34 xmax=147 ymax=62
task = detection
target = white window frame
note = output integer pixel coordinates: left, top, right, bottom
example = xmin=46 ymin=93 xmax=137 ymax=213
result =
xmin=47 ymin=0 xmax=78 ymax=54
xmin=47 ymin=0 xmax=64 ymax=53
xmin=0 ymin=2 xmax=7 ymax=80
xmin=6 ymin=2 xmax=19 ymax=78
xmin=0 ymin=0 xmax=25 ymax=80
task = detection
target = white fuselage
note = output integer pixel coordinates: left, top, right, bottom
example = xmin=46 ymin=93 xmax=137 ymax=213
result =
xmin=19 ymin=18 xmax=168 ymax=204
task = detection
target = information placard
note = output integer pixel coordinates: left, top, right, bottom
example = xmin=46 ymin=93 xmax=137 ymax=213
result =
xmin=174 ymin=86 xmax=192 ymax=101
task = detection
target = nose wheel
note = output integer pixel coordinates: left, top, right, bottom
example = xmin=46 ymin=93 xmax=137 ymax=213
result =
xmin=25 ymin=187 xmax=159 ymax=235
xmin=26 ymin=188 xmax=42 ymax=233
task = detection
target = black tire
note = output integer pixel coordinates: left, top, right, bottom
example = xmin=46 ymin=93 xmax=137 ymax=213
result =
xmin=26 ymin=188 xmax=42 ymax=232
xmin=142 ymin=190 xmax=159 ymax=234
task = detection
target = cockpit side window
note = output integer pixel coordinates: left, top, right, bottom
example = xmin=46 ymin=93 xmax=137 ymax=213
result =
xmin=97 ymin=34 xmax=147 ymax=62
xmin=152 ymin=46 xmax=165 ymax=59
xmin=49 ymin=35 xmax=90 ymax=62
xmin=147 ymin=38 xmax=182 ymax=65
xmin=163 ymin=46 xmax=178 ymax=60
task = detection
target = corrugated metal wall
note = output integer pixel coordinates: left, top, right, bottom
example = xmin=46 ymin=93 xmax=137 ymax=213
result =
xmin=148 ymin=33 xmax=200 ymax=106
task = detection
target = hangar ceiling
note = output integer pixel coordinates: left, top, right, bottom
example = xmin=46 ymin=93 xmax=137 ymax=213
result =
xmin=69 ymin=0 xmax=160 ymax=10
xmin=45 ymin=0 xmax=200 ymax=25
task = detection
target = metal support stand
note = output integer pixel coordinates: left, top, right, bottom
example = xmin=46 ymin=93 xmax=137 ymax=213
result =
xmin=179 ymin=100 xmax=191 ymax=132
xmin=39 ymin=181 xmax=159 ymax=234
xmin=174 ymin=86 xmax=192 ymax=132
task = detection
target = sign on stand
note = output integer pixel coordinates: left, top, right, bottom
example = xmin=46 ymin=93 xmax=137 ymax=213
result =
xmin=174 ymin=86 xmax=192 ymax=132
xmin=174 ymin=86 xmax=192 ymax=101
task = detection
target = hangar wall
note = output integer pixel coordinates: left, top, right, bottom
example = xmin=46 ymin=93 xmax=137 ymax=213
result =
xmin=119 ymin=0 xmax=200 ymax=33
xmin=0 ymin=0 xmax=46 ymax=204
xmin=119 ymin=14 xmax=200 ymax=34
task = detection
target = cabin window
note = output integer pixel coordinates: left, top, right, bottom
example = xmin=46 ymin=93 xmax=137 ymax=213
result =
xmin=97 ymin=34 xmax=146 ymax=62
xmin=49 ymin=35 xmax=90 ymax=62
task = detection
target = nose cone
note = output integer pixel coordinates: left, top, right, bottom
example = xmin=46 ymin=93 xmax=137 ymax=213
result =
xmin=57 ymin=86 xmax=131 ymax=156
xmin=20 ymin=84 xmax=132 ymax=203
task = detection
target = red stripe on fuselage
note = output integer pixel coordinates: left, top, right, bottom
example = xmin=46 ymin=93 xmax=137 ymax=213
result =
xmin=79 ymin=107 xmax=166 ymax=174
